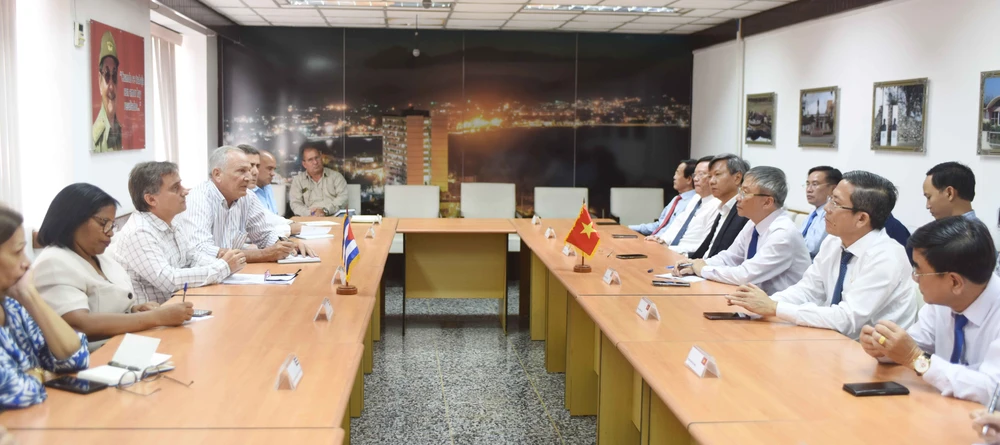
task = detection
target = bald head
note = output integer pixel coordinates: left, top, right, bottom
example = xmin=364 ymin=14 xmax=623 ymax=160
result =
xmin=258 ymin=150 xmax=277 ymax=188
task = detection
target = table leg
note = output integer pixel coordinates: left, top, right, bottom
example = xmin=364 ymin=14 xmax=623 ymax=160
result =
xmin=364 ymin=315 xmax=374 ymax=375
xmin=519 ymin=241 xmax=531 ymax=327
xmin=566 ymin=295 xmax=598 ymax=416
xmin=342 ymin=403 xmax=352 ymax=443
xmin=529 ymin=251 xmax=547 ymax=341
xmin=545 ymin=271 xmax=568 ymax=373
xmin=351 ymin=360 xmax=364 ymax=418
xmin=643 ymin=382 xmax=688 ymax=445
xmin=373 ymin=278 xmax=383 ymax=342
xmin=598 ymin=332 xmax=639 ymax=444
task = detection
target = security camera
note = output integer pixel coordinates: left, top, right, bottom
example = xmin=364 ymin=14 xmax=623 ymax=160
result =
xmin=422 ymin=0 xmax=432 ymax=8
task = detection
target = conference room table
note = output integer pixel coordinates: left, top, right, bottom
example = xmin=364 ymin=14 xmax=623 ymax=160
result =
xmin=10 ymin=428 xmax=345 ymax=445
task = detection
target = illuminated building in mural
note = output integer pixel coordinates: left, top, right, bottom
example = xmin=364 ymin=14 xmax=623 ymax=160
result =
xmin=382 ymin=109 xmax=449 ymax=191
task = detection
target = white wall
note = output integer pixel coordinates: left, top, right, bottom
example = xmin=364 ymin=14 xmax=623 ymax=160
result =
xmin=17 ymin=0 xmax=153 ymax=224
xmin=692 ymin=0 xmax=1000 ymax=242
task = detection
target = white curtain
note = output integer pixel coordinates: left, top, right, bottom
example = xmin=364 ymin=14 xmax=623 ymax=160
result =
xmin=151 ymin=35 xmax=179 ymax=163
xmin=0 ymin=0 xmax=20 ymax=210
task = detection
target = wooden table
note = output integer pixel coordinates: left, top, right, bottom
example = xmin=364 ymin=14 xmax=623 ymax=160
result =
xmin=9 ymin=428 xmax=345 ymax=445
xmin=396 ymin=218 xmax=516 ymax=333
xmin=688 ymin=417 xmax=979 ymax=445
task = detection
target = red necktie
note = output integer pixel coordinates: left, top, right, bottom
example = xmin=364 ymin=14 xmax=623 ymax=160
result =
xmin=651 ymin=196 xmax=681 ymax=236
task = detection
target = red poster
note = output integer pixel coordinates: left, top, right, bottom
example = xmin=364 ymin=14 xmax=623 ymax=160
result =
xmin=90 ymin=20 xmax=145 ymax=152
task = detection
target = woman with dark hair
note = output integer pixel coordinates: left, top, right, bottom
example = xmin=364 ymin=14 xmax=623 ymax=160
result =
xmin=0 ymin=206 xmax=89 ymax=409
xmin=33 ymin=183 xmax=193 ymax=347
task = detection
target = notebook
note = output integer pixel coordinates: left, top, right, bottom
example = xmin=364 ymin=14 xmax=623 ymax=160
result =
xmin=278 ymin=254 xmax=321 ymax=264
xmin=77 ymin=353 xmax=173 ymax=386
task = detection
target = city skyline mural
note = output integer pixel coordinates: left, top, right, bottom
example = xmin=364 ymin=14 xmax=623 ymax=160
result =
xmin=221 ymin=27 xmax=693 ymax=217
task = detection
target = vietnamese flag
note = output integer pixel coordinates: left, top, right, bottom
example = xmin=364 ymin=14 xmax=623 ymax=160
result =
xmin=564 ymin=203 xmax=601 ymax=257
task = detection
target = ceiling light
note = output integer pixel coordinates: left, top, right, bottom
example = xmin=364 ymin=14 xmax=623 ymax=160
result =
xmin=525 ymin=4 xmax=680 ymax=14
xmin=288 ymin=0 xmax=452 ymax=7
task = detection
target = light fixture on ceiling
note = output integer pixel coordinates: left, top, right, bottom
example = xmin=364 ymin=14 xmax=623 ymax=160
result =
xmin=524 ymin=4 xmax=680 ymax=13
xmin=413 ymin=15 xmax=421 ymax=57
xmin=287 ymin=0 xmax=452 ymax=8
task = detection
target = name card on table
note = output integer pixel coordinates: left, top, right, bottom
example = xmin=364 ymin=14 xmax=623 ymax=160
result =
xmin=275 ymin=353 xmax=304 ymax=390
xmin=635 ymin=297 xmax=660 ymax=320
xmin=364 ymin=225 xmax=376 ymax=239
xmin=684 ymin=346 xmax=721 ymax=378
xmin=602 ymin=268 xmax=621 ymax=285
xmin=331 ymin=266 xmax=347 ymax=285
xmin=544 ymin=227 xmax=556 ymax=239
xmin=314 ymin=298 xmax=334 ymax=321
xmin=562 ymin=244 xmax=576 ymax=257
xmin=532 ymin=215 xmax=541 ymax=225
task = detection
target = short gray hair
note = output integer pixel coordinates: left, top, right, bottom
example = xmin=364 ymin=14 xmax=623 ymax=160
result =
xmin=710 ymin=153 xmax=750 ymax=178
xmin=237 ymin=144 xmax=259 ymax=156
xmin=745 ymin=166 xmax=787 ymax=207
xmin=209 ymin=146 xmax=244 ymax=176
xmin=128 ymin=161 xmax=179 ymax=212
xmin=842 ymin=170 xmax=897 ymax=230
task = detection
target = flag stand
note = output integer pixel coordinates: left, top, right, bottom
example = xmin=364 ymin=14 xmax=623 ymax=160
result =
xmin=337 ymin=280 xmax=358 ymax=295
xmin=573 ymin=255 xmax=591 ymax=273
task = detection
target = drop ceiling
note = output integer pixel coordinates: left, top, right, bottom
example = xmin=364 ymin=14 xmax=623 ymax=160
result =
xmin=200 ymin=0 xmax=797 ymax=33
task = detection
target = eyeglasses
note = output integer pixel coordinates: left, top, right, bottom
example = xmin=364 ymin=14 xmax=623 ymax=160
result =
xmin=824 ymin=197 xmax=857 ymax=212
xmin=737 ymin=189 xmax=772 ymax=200
xmin=117 ymin=365 xmax=194 ymax=397
xmin=911 ymin=268 xmax=948 ymax=282
xmin=92 ymin=216 xmax=118 ymax=236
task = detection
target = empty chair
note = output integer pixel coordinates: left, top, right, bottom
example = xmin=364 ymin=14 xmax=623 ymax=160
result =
xmin=385 ymin=185 xmax=441 ymax=253
xmin=461 ymin=183 xmax=516 ymax=218
xmin=533 ymin=187 xmax=588 ymax=219
xmin=610 ymin=187 xmax=664 ymax=227
xmin=348 ymin=183 xmax=361 ymax=213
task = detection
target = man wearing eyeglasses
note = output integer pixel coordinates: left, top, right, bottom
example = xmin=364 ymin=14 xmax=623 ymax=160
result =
xmin=674 ymin=166 xmax=810 ymax=294
xmin=801 ymin=166 xmax=841 ymax=259
xmin=725 ymin=171 xmax=918 ymax=340
xmin=92 ymin=31 xmax=122 ymax=153
xmin=859 ymin=217 xmax=1000 ymax=405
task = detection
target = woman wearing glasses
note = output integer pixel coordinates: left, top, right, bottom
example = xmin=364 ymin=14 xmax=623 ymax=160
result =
xmin=32 ymin=183 xmax=193 ymax=349
xmin=0 ymin=206 xmax=89 ymax=409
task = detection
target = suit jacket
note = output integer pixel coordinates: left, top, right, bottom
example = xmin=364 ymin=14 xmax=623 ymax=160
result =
xmin=690 ymin=205 xmax=749 ymax=259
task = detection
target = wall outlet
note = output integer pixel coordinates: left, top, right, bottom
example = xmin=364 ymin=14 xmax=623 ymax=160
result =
xmin=74 ymin=22 xmax=85 ymax=48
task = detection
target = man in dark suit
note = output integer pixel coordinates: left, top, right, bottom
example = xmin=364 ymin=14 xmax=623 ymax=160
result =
xmin=690 ymin=154 xmax=750 ymax=259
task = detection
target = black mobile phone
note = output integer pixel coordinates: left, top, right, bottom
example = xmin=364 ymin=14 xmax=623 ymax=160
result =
xmin=612 ymin=234 xmax=639 ymax=239
xmin=842 ymin=382 xmax=909 ymax=397
xmin=44 ymin=376 xmax=109 ymax=395
xmin=193 ymin=309 xmax=212 ymax=317
xmin=703 ymin=312 xmax=753 ymax=321
xmin=653 ymin=280 xmax=691 ymax=287
xmin=616 ymin=254 xmax=648 ymax=260
xmin=596 ymin=222 xmax=618 ymax=226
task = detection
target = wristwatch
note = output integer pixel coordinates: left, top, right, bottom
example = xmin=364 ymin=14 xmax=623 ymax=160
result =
xmin=322 ymin=208 xmax=331 ymax=217
xmin=913 ymin=351 xmax=931 ymax=376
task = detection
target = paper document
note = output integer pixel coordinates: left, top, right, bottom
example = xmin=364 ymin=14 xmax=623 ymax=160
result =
xmin=654 ymin=274 xmax=706 ymax=283
xmin=278 ymin=255 xmax=321 ymax=264
xmin=222 ymin=274 xmax=296 ymax=285
xmin=111 ymin=334 xmax=161 ymax=369
xmin=352 ymin=215 xmax=381 ymax=224
xmin=302 ymin=221 xmax=338 ymax=227
xmin=293 ymin=234 xmax=334 ymax=240
xmin=299 ymin=226 xmax=331 ymax=236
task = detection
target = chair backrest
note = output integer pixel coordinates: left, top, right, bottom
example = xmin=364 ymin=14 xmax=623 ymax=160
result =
xmin=533 ymin=187 xmax=588 ymax=218
xmin=347 ymin=184 xmax=361 ymax=212
xmin=461 ymin=183 xmax=516 ymax=218
xmin=609 ymin=187 xmax=664 ymax=226
xmin=384 ymin=185 xmax=440 ymax=218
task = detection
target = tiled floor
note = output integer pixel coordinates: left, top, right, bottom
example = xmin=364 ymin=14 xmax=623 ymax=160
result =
xmin=350 ymin=280 xmax=597 ymax=445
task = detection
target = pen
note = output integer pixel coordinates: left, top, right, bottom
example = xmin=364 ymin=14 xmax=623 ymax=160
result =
xmin=984 ymin=383 xmax=1000 ymax=437
xmin=182 ymin=283 xmax=188 ymax=303
xmin=109 ymin=361 xmax=142 ymax=372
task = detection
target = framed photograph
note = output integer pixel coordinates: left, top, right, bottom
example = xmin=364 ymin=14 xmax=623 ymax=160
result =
xmin=745 ymin=93 xmax=776 ymax=146
xmin=978 ymin=70 xmax=1000 ymax=156
xmin=871 ymin=78 xmax=928 ymax=152
xmin=799 ymin=87 xmax=838 ymax=148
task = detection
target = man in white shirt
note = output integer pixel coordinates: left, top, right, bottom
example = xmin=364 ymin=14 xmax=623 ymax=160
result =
xmin=177 ymin=146 xmax=316 ymax=263
xmin=657 ymin=156 xmax=720 ymax=254
xmin=676 ymin=166 xmax=810 ymax=294
xmin=633 ymin=159 xmax=696 ymax=238
xmin=860 ymin=216 xmax=1000 ymax=405
xmin=689 ymin=154 xmax=749 ymax=259
xmin=725 ymin=171 xmax=918 ymax=340
xmin=110 ymin=162 xmax=245 ymax=304
xmin=801 ymin=166 xmax=841 ymax=259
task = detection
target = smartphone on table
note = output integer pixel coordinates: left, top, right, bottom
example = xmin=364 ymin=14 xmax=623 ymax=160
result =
xmin=45 ymin=376 xmax=108 ymax=395
xmin=842 ymin=382 xmax=909 ymax=397
xmin=703 ymin=312 xmax=754 ymax=321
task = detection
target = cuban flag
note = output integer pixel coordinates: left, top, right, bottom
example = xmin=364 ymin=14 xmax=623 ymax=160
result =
xmin=343 ymin=214 xmax=360 ymax=280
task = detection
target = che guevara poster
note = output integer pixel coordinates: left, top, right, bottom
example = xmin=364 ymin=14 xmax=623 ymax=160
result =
xmin=90 ymin=20 xmax=145 ymax=153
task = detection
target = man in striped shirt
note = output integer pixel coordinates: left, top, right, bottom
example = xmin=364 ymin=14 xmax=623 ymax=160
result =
xmin=177 ymin=146 xmax=316 ymax=263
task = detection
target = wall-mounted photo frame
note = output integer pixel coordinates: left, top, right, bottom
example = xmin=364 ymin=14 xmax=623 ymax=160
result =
xmin=745 ymin=93 xmax=776 ymax=146
xmin=871 ymin=78 xmax=928 ymax=152
xmin=799 ymin=86 xmax=838 ymax=148
xmin=978 ymin=70 xmax=1000 ymax=156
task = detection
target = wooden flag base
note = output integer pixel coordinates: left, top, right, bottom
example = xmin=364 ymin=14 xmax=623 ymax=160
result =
xmin=336 ymin=285 xmax=358 ymax=295
xmin=573 ymin=264 xmax=592 ymax=273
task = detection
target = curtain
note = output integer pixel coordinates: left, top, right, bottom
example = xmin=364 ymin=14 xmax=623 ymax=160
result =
xmin=151 ymin=36 xmax=179 ymax=163
xmin=0 ymin=0 xmax=20 ymax=209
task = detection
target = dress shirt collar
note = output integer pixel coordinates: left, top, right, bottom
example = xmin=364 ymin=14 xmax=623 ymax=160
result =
xmin=249 ymin=185 xmax=259 ymax=192
xmin=718 ymin=195 xmax=737 ymax=214
xmin=813 ymin=206 xmax=826 ymax=219
xmin=843 ymin=228 xmax=883 ymax=258
xmin=958 ymin=273 xmax=1000 ymax=327
xmin=137 ymin=211 xmax=172 ymax=233
xmin=754 ymin=208 xmax=783 ymax=234
xmin=678 ymin=189 xmax=696 ymax=201
xmin=963 ymin=210 xmax=978 ymax=221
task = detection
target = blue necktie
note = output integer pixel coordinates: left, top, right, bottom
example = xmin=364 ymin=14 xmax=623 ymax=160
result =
xmin=802 ymin=210 xmax=818 ymax=236
xmin=830 ymin=250 xmax=854 ymax=306
xmin=747 ymin=228 xmax=759 ymax=259
xmin=670 ymin=199 xmax=703 ymax=245
xmin=950 ymin=314 xmax=969 ymax=365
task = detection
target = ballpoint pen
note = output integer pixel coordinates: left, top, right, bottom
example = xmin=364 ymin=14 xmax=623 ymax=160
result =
xmin=182 ymin=283 xmax=188 ymax=303
xmin=984 ymin=383 xmax=1000 ymax=437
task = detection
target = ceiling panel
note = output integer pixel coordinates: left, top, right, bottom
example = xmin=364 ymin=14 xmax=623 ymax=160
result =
xmin=736 ymin=0 xmax=789 ymax=10
xmin=253 ymin=7 xmax=323 ymax=17
xmin=202 ymin=0 xmax=245 ymax=7
xmin=452 ymin=3 xmax=523 ymax=12
xmin=385 ymin=10 xmax=450 ymax=18
xmin=667 ymin=0 xmax=747 ymax=8
xmin=242 ymin=0 xmax=281 ymax=7
xmin=449 ymin=12 xmax=515 ymax=19
xmin=510 ymin=13 xmax=579 ymax=20
xmin=571 ymin=14 xmax=635 ymax=22
xmin=504 ymin=20 xmax=566 ymax=28
xmin=321 ymin=9 xmax=386 ymax=17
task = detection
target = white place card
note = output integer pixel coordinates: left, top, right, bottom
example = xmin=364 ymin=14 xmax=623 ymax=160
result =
xmin=331 ymin=266 xmax=347 ymax=285
xmin=602 ymin=268 xmax=621 ymax=285
xmin=364 ymin=225 xmax=376 ymax=239
xmin=634 ymin=297 xmax=660 ymax=321
xmin=562 ymin=244 xmax=576 ymax=256
xmin=684 ymin=346 xmax=720 ymax=378
xmin=532 ymin=215 xmax=541 ymax=225
xmin=275 ymin=353 xmax=304 ymax=390
xmin=314 ymin=297 xmax=334 ymax=321
xmin=544 ymin=227 xmax=556 ymax=239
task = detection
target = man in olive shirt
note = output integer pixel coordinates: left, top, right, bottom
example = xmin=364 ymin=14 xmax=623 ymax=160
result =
xmin=289 ymin=146 xmax=349 ymax=217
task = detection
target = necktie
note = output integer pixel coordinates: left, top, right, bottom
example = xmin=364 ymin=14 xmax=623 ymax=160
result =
xmin=830 ymin=250 xmax=854 ymax=306
xmin=747 ymin=228 xmax=759 ymax=260
xmin=950 ymin=314 xmax=969 ymax=365
xmin=651 ymin=196 xmax=682 ymax=236
xmin=698 ymin=212 xmax=723 ymax=253
xmin=670 ymin=199 xmax=703 ymax=245
xmin=802 ymin=210 xmax=818 ymax=236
